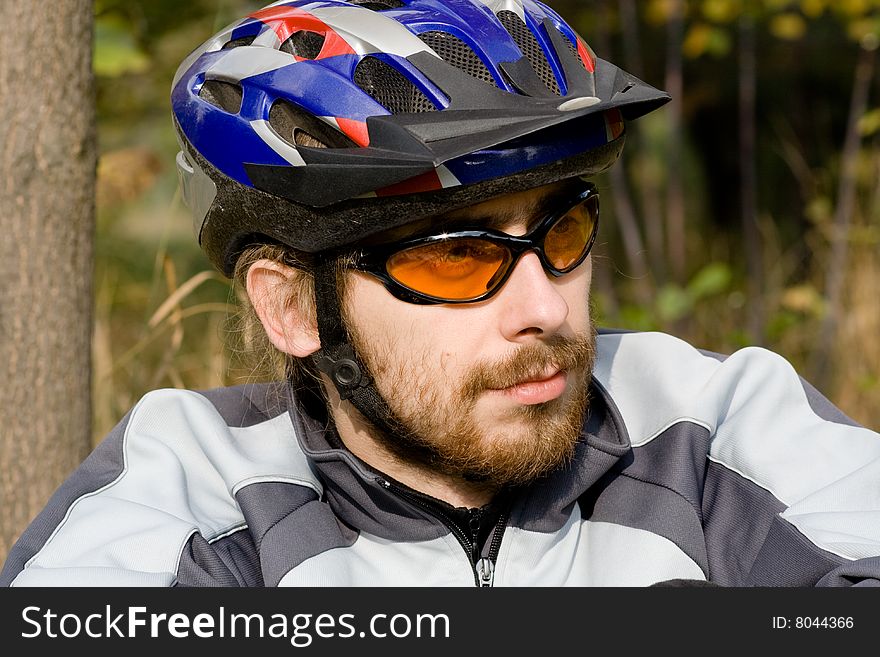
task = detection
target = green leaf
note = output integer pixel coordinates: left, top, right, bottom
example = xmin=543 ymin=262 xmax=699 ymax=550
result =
xmin=656 ymin=284 xmax=693 ymax=322
xmin=770 ymin=13 xmax=808 ymax=40
xmin=765 ymin=310 xmax=802 ymax=342
xmin=806 ymin=196 xmax=833 ymax=224
xmin=706 ymin=26 xmax=733 ymax=56
xmin=683 ymin=23 xmax=732 ymax=58
xmin=94 ymin=17 xmax=151 ymax=77
xmin=687 ymin=263 xmax=733 ymax=299
xmin=857 ymin=374 xmax=879 ymax=393
xmin=799 ymin=0 xmax=827 ymax=18
xmin=619 ymin=305 xmax=662 ymax=331
xmin=702 ymin=0 xmax=740 ymax=24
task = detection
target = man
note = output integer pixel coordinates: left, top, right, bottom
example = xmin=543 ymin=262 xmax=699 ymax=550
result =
xmin=3 ymin=0 xmax=879 ymax=587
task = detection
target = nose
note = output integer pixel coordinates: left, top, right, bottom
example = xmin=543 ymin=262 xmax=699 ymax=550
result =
xmin=495 ymin=250 xmax=570 ymax=341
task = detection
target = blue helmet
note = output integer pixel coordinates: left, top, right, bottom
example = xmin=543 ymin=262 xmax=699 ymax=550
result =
xmin=172 ymin=0 xmax=669 ymax=275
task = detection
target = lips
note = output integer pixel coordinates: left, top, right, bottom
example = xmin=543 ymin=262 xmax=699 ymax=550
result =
xmin=491 ymin=369 xmax=568 ymax=405
xmin=510 ymin=367 xmax=562 ymax=387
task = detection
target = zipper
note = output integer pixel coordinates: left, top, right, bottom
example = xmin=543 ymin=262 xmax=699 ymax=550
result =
xmin=481 ymin=506 xmax=509 ymax=587
xmin=475 ymin=557 xmax=494 ymax=587
xmin=472 ymin=505 xmax=511 ymax=587
xmin=378 ymin=477 xmax=509 ymax=587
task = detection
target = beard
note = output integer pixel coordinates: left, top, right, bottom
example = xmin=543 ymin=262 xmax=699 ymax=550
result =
xmin=344 ymin=318 xmax=597 ymax=489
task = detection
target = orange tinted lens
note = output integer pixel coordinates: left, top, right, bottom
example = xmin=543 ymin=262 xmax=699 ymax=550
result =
xmin=543 ymin=195 xmax=597 ymax=270
xmin=386 ymin=238 xmax=510 ymax=300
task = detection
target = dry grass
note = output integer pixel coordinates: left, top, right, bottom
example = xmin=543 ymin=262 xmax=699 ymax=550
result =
xmin=832 ymin=240 xmax=880 ymax=428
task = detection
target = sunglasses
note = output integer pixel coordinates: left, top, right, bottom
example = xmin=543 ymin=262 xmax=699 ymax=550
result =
xmin=352 ymin=182 xmax=599 ymax=305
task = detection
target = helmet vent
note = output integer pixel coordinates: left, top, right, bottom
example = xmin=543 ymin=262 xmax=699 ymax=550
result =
xmin=347 ymin=0 xmax=405 ymax=10
xmin=199 ymin=79 xmax=243 ymax=114
xmin=354 ymin=57 xmax=438 ymax=114
xmin=561 ymin=33 xmax=586 ymax=69
xmin=222 ymin=35 xmax=256 ymax=49
xmin=280 ymin=30 xmax=325 ymax=59
xmin=268 ymin=99 xmax=357 ymax=149
xmin=294 ymin=130 xmax=328 ymax=149
xmin=418 ymin=31 xmax=498 ymax=87
xmin=496 ymin=10 xmax=561 ymax=96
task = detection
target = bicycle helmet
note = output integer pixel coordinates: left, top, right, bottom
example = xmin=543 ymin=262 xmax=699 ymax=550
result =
xmin=171 ymin=0 xmax=670 ymax=439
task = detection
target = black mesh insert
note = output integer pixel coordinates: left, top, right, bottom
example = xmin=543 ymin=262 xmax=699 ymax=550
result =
xmin=281 ymin=31 xmax=325 ymax=59
xmin=418 ymin=31 xmax=498 ymax=87
xmin=353 ymin=57 xmax=438 ymax=114
xmin=348 ymin=0 xmax=405 ymax=9
xmin=497 ymin=10 xmax=561 ymax=96
xmin=561 ymin=32 xmax=586 ymax=69
xmin=222 ymin=35 xmax=256 ymax=49
xmin=199 ymin=79 xmax=243 ymax=114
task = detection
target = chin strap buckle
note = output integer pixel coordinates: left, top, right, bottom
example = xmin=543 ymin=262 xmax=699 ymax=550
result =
xmin=313 ymin=346 xmax=372 ymax=401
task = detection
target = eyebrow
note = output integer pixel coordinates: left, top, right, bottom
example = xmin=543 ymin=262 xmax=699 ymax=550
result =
xmin=437 ymin=186 xmax=572 ymax=233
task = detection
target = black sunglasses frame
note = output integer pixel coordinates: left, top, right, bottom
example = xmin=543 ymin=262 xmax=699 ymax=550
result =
xmin=352 ymin=182 xmax=600 ymax=305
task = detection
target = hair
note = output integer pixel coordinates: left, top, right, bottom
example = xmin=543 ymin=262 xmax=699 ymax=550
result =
xmin=228 ymin=241 xmax=355 ymax=392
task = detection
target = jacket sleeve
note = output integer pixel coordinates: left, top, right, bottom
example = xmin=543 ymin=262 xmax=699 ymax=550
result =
xmin=594 ymin=331 xmax=880 ymax=587
xmin=1 ymin=389 xmax=261 ymax=587
xmin=699 ymin=347 xmax=880 ymax=586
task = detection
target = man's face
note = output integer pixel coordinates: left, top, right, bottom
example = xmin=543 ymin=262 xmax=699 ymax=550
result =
xmin=340 ymin=181 xmax=596 ymax=488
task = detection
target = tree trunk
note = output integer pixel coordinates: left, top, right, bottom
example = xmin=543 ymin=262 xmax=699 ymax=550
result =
xmin=811 ymin=43 xmax=876 ymax=389
xmin=598 ymin=0 xmax=652 ymax=304
xmin=617 ymin=0 xmax=644 ymax=79
xmin=0 ymin=1 xmax=96 ymax=556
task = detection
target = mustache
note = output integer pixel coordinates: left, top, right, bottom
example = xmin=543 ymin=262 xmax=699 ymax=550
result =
xmin=460 ymin=332 xmax=595 ymax=400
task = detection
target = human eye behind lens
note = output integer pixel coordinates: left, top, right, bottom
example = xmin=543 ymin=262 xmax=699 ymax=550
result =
xmin=387 ymin=238 xmax=505 ymax=295
xmin=551 ymin=214 xmax=577 ymax=235
xmin=427 ymin=240 xmax=498 ymax=278
xmin=546 ymin=214 xmax=584 ymax=249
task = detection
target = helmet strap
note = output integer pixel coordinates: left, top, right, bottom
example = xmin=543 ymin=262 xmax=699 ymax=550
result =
xmin=310 ymin=256 xmax=408 ymax=441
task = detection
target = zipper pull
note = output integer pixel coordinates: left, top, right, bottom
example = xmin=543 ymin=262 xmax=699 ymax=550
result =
xmin=476 ymin=557 xmax=495 ymax=587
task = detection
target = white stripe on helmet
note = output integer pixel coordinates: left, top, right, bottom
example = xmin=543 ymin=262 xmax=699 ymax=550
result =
xmin=253 ymin=25 xmax=282 ymax=49
xmin=436 ymin=165 xmax=461 ymax=189
xmin=309 ymin=5 xmax=439 ymax=58
xmin=206 ymin=46 xmax=299 ymax=82
xmin=473 ymin=0 xmax=526 ymax=21
xmin=251 ymin=119 xmax=308 ymax=166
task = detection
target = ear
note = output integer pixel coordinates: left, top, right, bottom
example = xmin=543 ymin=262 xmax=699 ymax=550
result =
xmin=245 ymin=259 xmax=320 ymax=357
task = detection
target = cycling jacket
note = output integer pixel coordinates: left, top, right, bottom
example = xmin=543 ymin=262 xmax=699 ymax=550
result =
xmin=3 ymin=330 xmax=879 ymax=587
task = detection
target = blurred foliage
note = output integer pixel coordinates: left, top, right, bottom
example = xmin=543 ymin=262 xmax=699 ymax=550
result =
xmin=91 ymin=0 xmax=879 ymax=442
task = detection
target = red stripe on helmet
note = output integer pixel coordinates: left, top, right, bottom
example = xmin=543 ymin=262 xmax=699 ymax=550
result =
xmin=319 ymin=32 xmax=357 ymax=58
xmin=249 ymin=5 xmax=356 ymax=58
xmin=375 ymin=169 xmax=443 ymax=197
xmin=336 ymin=117 xmax=370 ymax=147
xmin=575 ymin=38 xmax=595 ymax=73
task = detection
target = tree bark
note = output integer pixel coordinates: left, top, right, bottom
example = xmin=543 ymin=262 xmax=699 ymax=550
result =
xmin=0 ymin=1 xmax=96 ymax=556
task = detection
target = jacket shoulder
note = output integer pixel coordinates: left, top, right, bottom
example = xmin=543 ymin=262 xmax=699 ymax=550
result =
xmin=593 ymin=329 xmax=861 ymax=445
xmin=594 ymin=330 xmax=880 ymax=568
xmin=2 ymin=384 xmax=318 ymax=587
